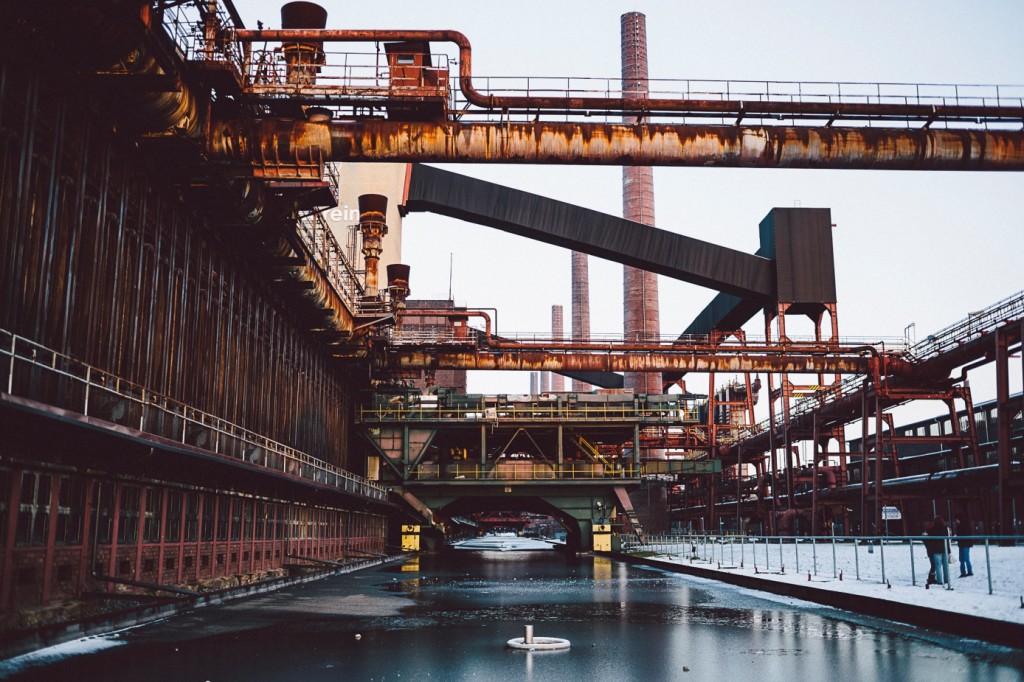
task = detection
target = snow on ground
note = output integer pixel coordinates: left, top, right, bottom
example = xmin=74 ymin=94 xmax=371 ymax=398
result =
xmin=0 ymin=632 xmax=126 ymax=677
xmin=634 ymin=537 xmax=1024 ymax=625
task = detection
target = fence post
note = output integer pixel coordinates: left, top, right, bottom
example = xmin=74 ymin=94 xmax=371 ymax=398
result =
xmin=795 ymin=537 xmax=800 ymax=573
xmin=831 ymin=534 xmax=837 ymax=578
xmin=84 ymin=365 xmax=91 ymax=416
xmin=854 ymin=539 xmax=860 ymax=580
xmin=909 ymin=539 xmax=916 ymax=586
xmin=984 ymin=538 xmax=992 ymax=596
xmin=880 ymin=537 xmax=886 ymax=585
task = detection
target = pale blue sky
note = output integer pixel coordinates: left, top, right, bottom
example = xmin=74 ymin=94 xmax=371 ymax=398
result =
xmin=239 ymin=1 xmax=1023 ymax=417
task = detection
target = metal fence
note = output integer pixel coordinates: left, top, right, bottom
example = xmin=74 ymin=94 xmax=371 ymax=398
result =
xmin=624 ymin=533 xmax=1022 ymax=597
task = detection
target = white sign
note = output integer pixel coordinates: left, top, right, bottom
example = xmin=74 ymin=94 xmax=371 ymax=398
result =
xmin=881 ymin=506 xmax=902 ymax=520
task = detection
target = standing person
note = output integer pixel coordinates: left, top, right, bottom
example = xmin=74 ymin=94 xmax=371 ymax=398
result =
xmin=955 ymin=517 xmax=974 ymax=577
xmin=923 ymin=516 xmax=951 ymax=587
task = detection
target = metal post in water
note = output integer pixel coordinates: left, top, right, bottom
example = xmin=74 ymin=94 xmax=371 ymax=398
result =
xmin=524 ymin=624 xmax=534 ymax=644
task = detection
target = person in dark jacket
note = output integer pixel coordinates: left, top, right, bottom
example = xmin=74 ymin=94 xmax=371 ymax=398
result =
xmin=955 ymin=517 xmax=974 ymax=577
xmin=923 ymin=516 xmax=951 ymax=587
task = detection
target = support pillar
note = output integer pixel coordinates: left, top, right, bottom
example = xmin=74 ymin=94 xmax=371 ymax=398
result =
xmin=995 ymin=327 xmax=1012 ymax=534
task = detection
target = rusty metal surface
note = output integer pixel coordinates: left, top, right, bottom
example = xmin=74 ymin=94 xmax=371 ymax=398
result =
xmin=0 ymin=68 xmax=358 ymax=469
xmin=210 ymin=118 xmax=1024 ymax=169
xmin=380 ymin=343 xmax=885 ymax=375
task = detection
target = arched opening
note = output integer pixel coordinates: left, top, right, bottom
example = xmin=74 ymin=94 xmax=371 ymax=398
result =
xmin=438 ymin=496 xmax=583 ymax=552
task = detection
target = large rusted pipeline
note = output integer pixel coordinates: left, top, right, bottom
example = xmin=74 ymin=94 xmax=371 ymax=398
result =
xmin=383 ymin=348 xmax=900 ymax=375
xmin=232 ymin=29 xmax=1023 ymax=124
xmin=210 ymin=119 xmax=1024 ymax=169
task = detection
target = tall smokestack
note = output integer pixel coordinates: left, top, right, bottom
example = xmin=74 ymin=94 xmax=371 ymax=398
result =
xmin=571 ymin=251 xmax=591 ymax=392
xmin=621 ymin=12 xmax=661 ymax=395
xmin=550 ymin=305 xmax=565 ymax=392
xmin=622 ymin=11 xmax=667 ymax=535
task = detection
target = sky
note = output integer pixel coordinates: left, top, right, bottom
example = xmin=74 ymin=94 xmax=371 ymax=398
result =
xmin=237 ymin=1 xmax=1024 ymax=422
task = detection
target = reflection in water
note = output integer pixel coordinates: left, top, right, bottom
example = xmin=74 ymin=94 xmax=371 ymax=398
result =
xmin=2 ymin=552 xmax=1022 ymax=682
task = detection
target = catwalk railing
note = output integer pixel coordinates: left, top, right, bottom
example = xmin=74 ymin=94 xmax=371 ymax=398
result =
xmin=623 ymin=534 xmax=1023 ymax=596
xmin=359 ymin=402 xmax=698 ymax=424
xmin=1 ymin=330 xmax=387 ymax=502
xmin=743 ymin=289 xmax=1024 ymax=439
xmin=409 ymin=462 xmax=639 ymax=481
xmin=158 ymin=6 xmax=1023 ymax=129
xmin=905 ymin=289 xmax=1024 ymax=362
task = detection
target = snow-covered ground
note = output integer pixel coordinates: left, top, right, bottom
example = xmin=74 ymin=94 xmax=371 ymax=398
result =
xmin=629 ymin=536 xmax=1024 ymax=625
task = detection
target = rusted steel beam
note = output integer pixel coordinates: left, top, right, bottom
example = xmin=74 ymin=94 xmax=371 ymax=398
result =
xmin=383 ymin=348 xmax=879 ymax=375
xmin=211 ymin=119 xmax=1024 ymax=169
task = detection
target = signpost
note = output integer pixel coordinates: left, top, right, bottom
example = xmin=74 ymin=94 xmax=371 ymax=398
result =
xmin=881 ymin=505 xmax=902 ymax=536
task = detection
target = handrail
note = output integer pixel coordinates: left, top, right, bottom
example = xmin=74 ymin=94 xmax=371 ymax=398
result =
xmin=624 ymin=532 xmax=1021 ymax=595
xmin=231 ymin=28 xmax=1024 ymax=125
xmin=1 ymin=329 xmax=387 ymax=502
xmin=905 ymin=289 xmax=1024 ymax=361
xmin=409 ymin=461 xmax=638 ymax=481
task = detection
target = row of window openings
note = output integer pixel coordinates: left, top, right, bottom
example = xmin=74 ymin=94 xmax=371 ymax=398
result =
xmin=2 ymin=475 xmax=368 ymax=548
xmin=901 ymin=409 xmax=1023 ymax=439
xmin=15 ymin=549 xmax=287 ymax=586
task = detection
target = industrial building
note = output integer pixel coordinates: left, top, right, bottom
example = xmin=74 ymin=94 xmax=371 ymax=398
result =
xmin=0 ymin=0 xmax=1021 ymax=641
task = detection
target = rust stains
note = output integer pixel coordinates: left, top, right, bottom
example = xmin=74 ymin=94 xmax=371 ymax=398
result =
xmin=212 ymin=119 xmax=1024 ymax=170
xmin=385 ymin=349 xmax=875 ymax=374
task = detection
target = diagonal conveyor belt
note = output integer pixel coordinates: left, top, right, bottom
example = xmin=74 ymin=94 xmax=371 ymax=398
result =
xmin=402 ymin=164 xmax=774 ymax=300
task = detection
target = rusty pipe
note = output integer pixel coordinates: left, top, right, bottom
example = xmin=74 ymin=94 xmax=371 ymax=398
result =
xmin=231 ymin=29 xmax=1023 ymax=123
xmin=385 ymin=348 xmax=876 ymax=374
xmin=210 ymin=118 xmax=1024 ymax=170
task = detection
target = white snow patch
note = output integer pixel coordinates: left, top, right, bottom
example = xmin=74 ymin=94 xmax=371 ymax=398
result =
xmin=0 ymin=634 xmax=125 ymax=677
xmin=636 ymin=538 xmax=1024 ymax=625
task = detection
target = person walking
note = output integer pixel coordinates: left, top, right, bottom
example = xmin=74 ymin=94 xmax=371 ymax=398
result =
xmin=923 ymin=516 xmax=951 ymax=588
xmin=955 ymin=517 xmax=974 ymax=577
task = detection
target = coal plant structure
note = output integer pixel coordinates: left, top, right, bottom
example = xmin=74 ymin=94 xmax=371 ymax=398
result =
xmin=0 ymin=0 xmax=1021 ymax=644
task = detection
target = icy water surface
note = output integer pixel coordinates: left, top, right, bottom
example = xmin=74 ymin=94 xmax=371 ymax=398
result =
xmin=3 ymin=552 xmax=1022 ymax=681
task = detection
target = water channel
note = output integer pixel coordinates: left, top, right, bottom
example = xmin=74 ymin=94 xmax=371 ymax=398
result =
xmin=4 ymin=552 xmax=1022 ymax=681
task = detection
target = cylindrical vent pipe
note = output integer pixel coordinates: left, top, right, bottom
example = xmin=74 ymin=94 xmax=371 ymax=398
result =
xmin=387 ymin=263 xmax=411 ymax=305
xmin=358 ymin=194 xmax=389 ymax=297
xmin=621 ymin=11 xmax=661 ymax=396
xmin=571 ymin=251 xmax=591 ymax=393
xmin=550 ymin=305 xmax=565 ymax=392
xmin=281 ymin=2 xmax=328 ymax=85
